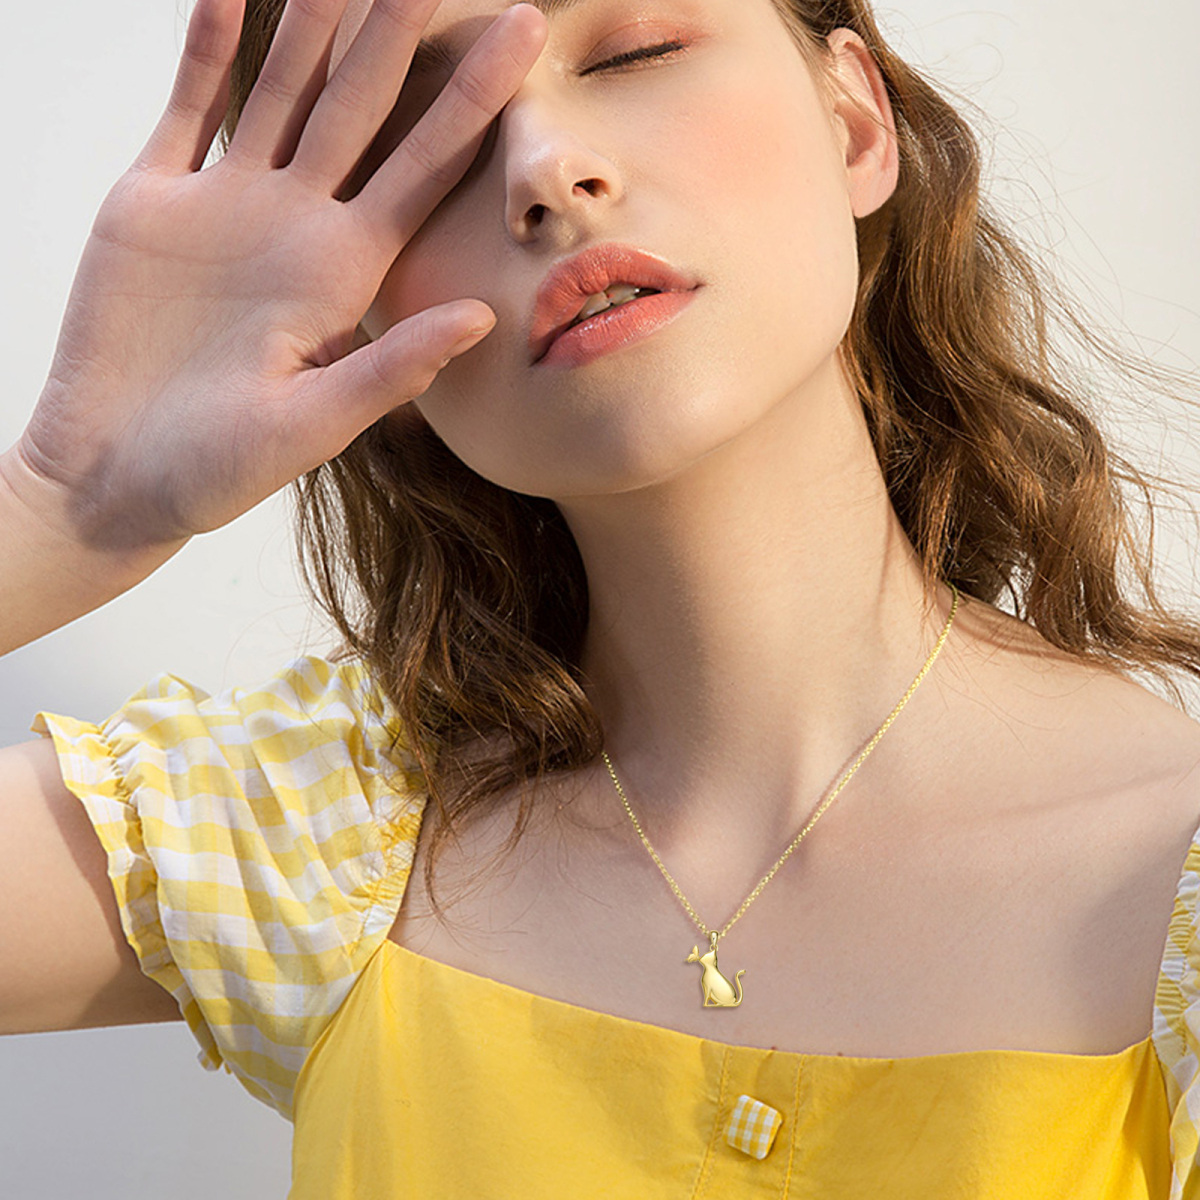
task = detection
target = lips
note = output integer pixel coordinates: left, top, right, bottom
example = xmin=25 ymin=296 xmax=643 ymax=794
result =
xmin=529 ymin=244 xmax=700 ymax=365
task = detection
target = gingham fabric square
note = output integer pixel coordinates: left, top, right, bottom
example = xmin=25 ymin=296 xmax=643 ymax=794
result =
xmin=726 ymin=1093 xmax=784 ymax=1159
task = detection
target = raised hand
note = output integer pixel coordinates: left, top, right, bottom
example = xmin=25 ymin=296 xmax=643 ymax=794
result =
xmin=10 ymin=0 xmax=546 ymax=553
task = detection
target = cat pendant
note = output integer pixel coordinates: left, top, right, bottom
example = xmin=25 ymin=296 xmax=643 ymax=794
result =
xmin=686 ymin=931 xmax=746 ymax=1007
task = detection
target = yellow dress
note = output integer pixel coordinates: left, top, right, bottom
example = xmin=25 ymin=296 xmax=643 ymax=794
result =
xmin=33 ymin=657 xmax=1200 ymax=1197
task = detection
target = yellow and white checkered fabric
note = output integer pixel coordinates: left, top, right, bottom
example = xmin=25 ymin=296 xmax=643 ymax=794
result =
xmin=1154 ymin=840 xmax=1200 ymax=1200
xmin=725 ymin=1092 xmax=783 ymax=1160
xmin=33 ymin=656 xmax=427 ymax=1124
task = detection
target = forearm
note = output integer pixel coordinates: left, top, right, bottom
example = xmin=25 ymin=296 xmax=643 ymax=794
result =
xmin=0 ymin=445 xmax=186 ymax=657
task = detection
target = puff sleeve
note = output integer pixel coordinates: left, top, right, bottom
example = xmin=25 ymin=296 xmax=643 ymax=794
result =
xmin=1151 ymin=819 xmax=1200 ymax=1199
xmin=32 ymin=655 xmax=426 ymax=1122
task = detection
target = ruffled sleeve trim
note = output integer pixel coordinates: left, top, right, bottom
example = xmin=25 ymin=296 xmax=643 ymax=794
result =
xmin=30 ymin=709 xmax=225 ymax=1074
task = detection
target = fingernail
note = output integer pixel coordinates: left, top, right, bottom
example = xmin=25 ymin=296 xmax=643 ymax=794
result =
xmin=447 ymin=322 xmax=494 ymax=358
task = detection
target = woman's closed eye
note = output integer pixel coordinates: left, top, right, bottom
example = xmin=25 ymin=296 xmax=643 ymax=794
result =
xmin=582 ymin=39 xmax=689 ymax=77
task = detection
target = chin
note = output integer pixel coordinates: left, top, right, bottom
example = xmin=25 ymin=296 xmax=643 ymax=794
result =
xmin=427 ymin=373 xmax=785 ymax=502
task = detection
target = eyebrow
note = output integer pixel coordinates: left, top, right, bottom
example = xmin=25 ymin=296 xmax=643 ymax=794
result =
xmin=409 ymin=0 xmax=591 ymax=77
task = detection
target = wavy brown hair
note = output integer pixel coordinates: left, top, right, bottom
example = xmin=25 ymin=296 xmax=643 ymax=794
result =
xmin=218 ymin=0 xmax=1200 ymax=918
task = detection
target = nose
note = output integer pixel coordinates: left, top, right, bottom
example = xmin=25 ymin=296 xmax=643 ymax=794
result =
xmin=500 ymin=97 xmax=625 ymax=242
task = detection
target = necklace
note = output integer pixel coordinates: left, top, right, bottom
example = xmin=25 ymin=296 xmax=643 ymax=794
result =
xmin=600 ymin=584 xmax=961 ymax=1009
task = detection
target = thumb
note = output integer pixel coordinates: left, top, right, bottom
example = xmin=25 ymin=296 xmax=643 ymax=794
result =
xmin=308 ymin=300 xmax=496 ymax=436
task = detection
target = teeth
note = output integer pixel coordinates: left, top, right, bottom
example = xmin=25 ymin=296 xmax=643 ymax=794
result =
xmin=570 ymin=284 xmax=658 ymax=328
xmin=604 ymin=283 xmax=641 ymax=305
xmin=576 ymin=292 xmax=615 ymax=323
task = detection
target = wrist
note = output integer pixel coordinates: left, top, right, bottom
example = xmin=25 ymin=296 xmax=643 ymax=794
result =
xmin=0 ymin=443 xmax=187 ymax=655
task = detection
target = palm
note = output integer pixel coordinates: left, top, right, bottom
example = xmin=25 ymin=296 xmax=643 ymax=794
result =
xmin=32 ymin=166 xmax=385 ymax=537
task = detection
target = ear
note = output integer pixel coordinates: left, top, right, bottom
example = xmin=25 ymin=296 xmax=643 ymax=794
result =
xmin=824 ymin=29 xmax=899 ymax=219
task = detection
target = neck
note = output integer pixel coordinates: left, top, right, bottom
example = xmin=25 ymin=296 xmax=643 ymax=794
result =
xmin=557 ymin=356 xmax=953 ymax=855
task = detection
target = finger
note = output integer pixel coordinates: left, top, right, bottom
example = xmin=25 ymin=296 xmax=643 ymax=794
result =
xmin=135 ymin=0 xmax=246 ymax=174
xmin=293 ymin=300 xmax=496 ymax=446
xmin=226 ymin=0 xmax=350 ymax=168
xmin=352 ymin=6 xmax=547 ymax=245
xmin=287 ymin=0 xmax=446 ymax=191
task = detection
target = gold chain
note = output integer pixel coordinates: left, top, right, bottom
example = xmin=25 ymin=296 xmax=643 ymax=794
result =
xmin=601 ymin=584 xmax=960 ymax=946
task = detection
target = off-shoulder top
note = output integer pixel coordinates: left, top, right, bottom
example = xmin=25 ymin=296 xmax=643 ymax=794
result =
xmin=33 ymin=657 xmax=1200 ymax=1197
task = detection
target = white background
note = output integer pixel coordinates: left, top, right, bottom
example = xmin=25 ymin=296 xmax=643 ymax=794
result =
xmin=2 ymin=1 xmax=1197 ymax=1195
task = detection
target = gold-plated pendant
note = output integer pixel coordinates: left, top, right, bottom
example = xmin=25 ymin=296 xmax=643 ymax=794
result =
xmin=686 ymin=931 xmax=746 ymax=1007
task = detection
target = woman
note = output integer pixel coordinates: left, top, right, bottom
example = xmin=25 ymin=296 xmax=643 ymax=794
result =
xmin=2 ymin=0 xmax=1199 ymax=1193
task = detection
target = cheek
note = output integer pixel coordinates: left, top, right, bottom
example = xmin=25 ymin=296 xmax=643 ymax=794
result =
xmin=677 ymin=75 xmax=859 ymax=362
xmin=365 ymin=219 xmax=488 ymax=331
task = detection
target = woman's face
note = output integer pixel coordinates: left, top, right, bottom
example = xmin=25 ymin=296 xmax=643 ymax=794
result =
xmin=352 ymin=0 xmax=890 ymax=499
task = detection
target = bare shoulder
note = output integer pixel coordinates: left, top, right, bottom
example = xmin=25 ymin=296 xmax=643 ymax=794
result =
xmin=940 ymin=593 xmax=1200 ymax=837
xmin=899 ymin=597 xmax=1200 ymax=1052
